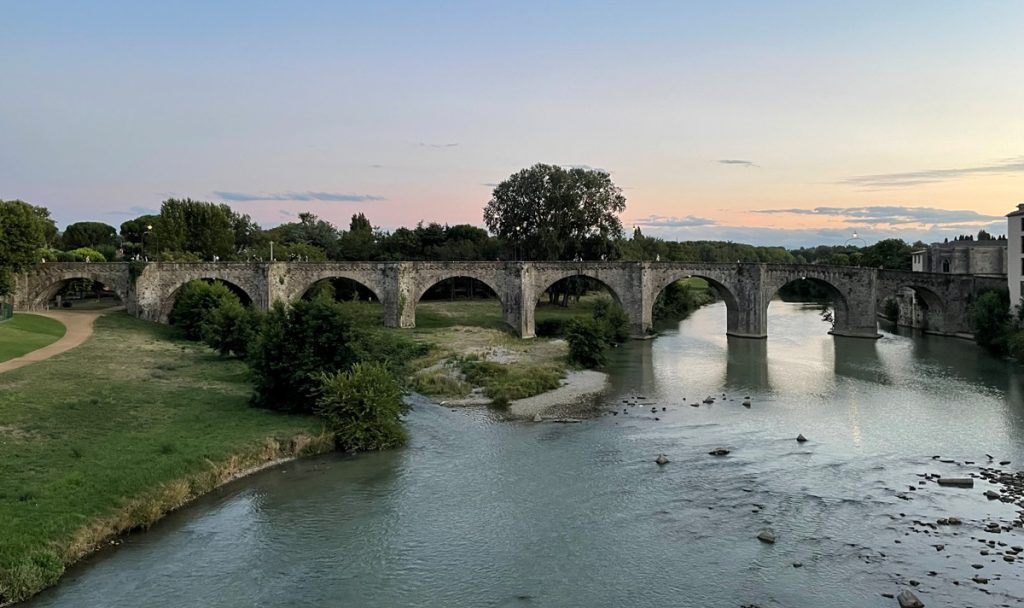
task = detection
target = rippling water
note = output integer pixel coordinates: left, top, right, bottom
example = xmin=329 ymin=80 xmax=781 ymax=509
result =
xmin=28 ymin=302 xmax=1024 ymax=607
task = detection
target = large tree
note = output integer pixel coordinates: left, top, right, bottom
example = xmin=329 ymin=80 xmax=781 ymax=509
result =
xmin=62 ymin=221 xmax=118 ymax=250
xmin=483 ymin=164 xmax=626 ymax=260
xmin=155 ymin=198 xmax=256 ymax=260
xmin=0 ymin=200 xmax=55 ymax=295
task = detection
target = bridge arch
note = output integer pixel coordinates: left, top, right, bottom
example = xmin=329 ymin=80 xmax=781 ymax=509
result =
xmin=763 ymin=266 xmax=877 ymax=338
xmin=284 ymin=266 xmax=389 ymax=305
xmin=650 ymin=272 xmax=739 ymax=333
xmin=297 ymin=277 xmax=382 ymax=303
xmin=876 ymin=283 xmax=947 ymax=333
xmin=17 ymin=264 xmax=132 ymax=311
xmin=159 ymin=278 xmax=256 ymax=322
xmin=30 ymin=275 xmax=128 ymax=309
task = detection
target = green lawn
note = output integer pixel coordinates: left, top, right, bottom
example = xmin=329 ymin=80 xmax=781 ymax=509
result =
xmin=0 ymin=313 xmax=328 ymax=604
xmin=0 ymin=314 xmax=66 ymax=363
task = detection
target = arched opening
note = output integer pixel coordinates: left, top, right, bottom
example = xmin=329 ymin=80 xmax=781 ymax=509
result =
xmin=878 ymin=286 xmax=945 ymax=333
xmin=770 ymin=277 xmax=850 ymax=336
xmin=534 ymin=275 xmax=623 ymax=337
xmin=651 ymin=275 xmax=729 ymax=333
xmin=942 ymin=260 xmax=950 ymax=273
xmin=39 ymin=277 xmax=124 ymax=311
xmin=415 ymin=276 xmax=504 ymax=330
xmin=162 ymin=278 xmax=254 ymax=323
xmin=300 ymin=277 xmax=384 ymax=324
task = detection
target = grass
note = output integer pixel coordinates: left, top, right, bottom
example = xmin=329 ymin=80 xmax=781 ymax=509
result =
xmin=0 ymin=313 xmax=329 ymax=605
xmin=0 ymin=314 xmax=66 ymax=363
xmin=458 ymin=356 xmax=564 ymax=407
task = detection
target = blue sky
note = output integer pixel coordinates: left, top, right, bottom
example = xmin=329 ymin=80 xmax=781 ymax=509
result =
xmin=2 ymin=1 xmax=1022 ymax=246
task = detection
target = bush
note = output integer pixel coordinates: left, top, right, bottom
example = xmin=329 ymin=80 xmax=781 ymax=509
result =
xmin=535 ymin=318 xmax=567 ymax=337
xmin=317 ymin=362 xmax=408 ymax=452
xmin=169 ymin=280 xmax=241 ymax=340
xmin=1009 ymin=330 xmax=1024 ymax=363
xmin=65 ymin=247 xmax=106 ymax=262
xmin=201 ymin=300 xmax=262 ymax=358
xmin=592 ymin=298 xmax=629 ymax=343
xmin=247 ymin=299 xmax=425 ymax=414
xmin=973 ymin=289 xmax=1011 ymax=355
xmin=653 ymin=279 xmax=715 ymax=320
xmin=565 ymin=317 xmax=609 ymax=368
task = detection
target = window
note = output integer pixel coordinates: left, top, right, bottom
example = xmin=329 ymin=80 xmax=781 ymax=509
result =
xmin=942 ymin=260 xmax=950 ymax=273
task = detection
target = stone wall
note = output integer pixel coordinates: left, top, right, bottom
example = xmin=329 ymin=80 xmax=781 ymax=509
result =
xmin=12 ymin=261 xmax=1002 ymax=340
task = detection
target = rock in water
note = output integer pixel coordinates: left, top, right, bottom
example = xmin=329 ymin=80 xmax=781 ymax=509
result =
xmin=708 ymin=448 xmax=730 ymax=456
xmin=896 ymin=589 xmax=924 ymax=608
xmin=655 ymin=454 xmax=670 ymax=465
xmin=796 ymin=434 xmax=808 ymax=443
xmin=742 ymin=400 xmax=751 ymax=407
xmin=936 ymin=477 xmax=973 ymax=488
xmin=756 ymin=529 xmax=776 ymax=544
xmin=533 ymin=413 xmax=542 ymax=422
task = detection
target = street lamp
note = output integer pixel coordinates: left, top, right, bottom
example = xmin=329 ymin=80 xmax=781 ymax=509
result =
xmin=269 ymin=241 xmax=275 ymax=262
xmin=141 ymin=225 xmax=153 ymax=260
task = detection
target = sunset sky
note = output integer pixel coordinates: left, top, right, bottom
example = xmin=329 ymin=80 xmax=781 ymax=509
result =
xmin=3 ymin=1 xmax=1022 ymax=246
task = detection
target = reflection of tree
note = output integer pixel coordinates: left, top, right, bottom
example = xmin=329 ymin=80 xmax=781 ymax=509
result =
xmin=820 ymin=307 xmax=835 ymax=332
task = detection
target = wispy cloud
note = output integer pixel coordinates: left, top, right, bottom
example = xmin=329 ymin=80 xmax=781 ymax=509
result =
xmin=481 ymin=182 xmax=499 ymax=188
xmin=841 ymin=156 xmax=1024 ymax=188
xmin=213 ymin=191 xmax=385 ymax=203
xmin=104 ymin=206 xmax=159 ymax=216
xmin=633 ymin=214 xmax=718 ymax=228
xmin=752 ymin=205 xmax=1001 ymax=226
xmin=717 ymin=159 xmax=757 ymax=168
xmin=561 ymin=164 xmax=610 ymax=174
xmin=418 ymin=142 xmax=459 ymax=149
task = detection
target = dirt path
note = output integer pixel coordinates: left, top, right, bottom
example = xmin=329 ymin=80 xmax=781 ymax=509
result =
xmin=0 ymin=308 xmax=119 ymax=374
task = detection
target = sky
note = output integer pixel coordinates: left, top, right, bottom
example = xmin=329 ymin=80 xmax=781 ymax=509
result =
xmin=2 ymin=1 xmax=1023 ymax=247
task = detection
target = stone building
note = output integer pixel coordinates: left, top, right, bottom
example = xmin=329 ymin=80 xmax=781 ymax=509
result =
xmin=1008 ymin=203 xmax=1024 ymax=307
xmin=911 ymin=239 xmax=1006 ymax=277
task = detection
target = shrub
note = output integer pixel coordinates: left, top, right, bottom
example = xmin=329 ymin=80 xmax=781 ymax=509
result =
xmin=535 ymin=318 xmax=567 ymax=337
xmin=200 ymin=300 xmax=262 ymax=358
xmin=973 ymin=289 xmax=1011 ymax=355
xmin=65 ymin=247 xmax=106 ymax=262
xmin=1009 ymin=330 xmax=1024 ymax=363
xmin=169 ymin=280 xmax=241 ymax=340
xmin=592 ymin=298 xmax=629 ymax=343
xmin=317 ymin=362 xmax=408 ymax=452
xmin=565 ymin=317 xmax=609 ymax=368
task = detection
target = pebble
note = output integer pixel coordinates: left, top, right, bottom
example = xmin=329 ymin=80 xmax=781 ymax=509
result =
xmin=756 ymin=529 xmax=776 ymax=544
xmin=896 ymin=589 xmax=924 ymax=608
xmin=655 ymin=454 xmax=670 ymax=466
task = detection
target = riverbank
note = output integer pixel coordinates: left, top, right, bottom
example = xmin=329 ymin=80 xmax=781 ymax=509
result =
xmin=0 ymin=313 xmax=330 ymax=606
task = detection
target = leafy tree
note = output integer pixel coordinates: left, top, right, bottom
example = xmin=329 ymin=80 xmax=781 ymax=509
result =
xmin=248 ymin=299 xmax=363 ymax=413
xmin=565 ymin=317 xmax=609 ymax=367
xmin=119 ymin=214 xmax=160 ymax=244
xmin=0 ymin=200 xmax=54 ymax=295
xmin=65 ymin=247 xmax=107 ymax=262
xmin=201 ymin=300 xmax=262 ymax=358
xmin=155 ymin=198 xmax=254 ymax=260
xmin=169 ymin=280 xmax=242 ymax=340
xmin=973 ymin=289 xmax=1011 ymax=354
xmin=484 ymin=163 xmax=626 ymax=260
xmin=61 ymin=222 xmax=117 ymax=250
xmin=592 ymin=298 xmax=630 ymax=343
xmin=317 ymin=362 xmax=408 ymax=452
xmin=336 ymin=213 xmax=378 ymax=260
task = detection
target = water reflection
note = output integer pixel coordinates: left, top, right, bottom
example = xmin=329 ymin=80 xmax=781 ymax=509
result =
xmin=724 ymin=337 xmax=769 ymax=394
xmin=832 ymin=336 xmax=886 ymax=384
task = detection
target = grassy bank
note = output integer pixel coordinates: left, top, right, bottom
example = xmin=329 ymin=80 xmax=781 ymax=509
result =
xmin=0 ymin=314 xmax=66 ymax=363
xmin=0 ymin=313 xmax=330 ymax=605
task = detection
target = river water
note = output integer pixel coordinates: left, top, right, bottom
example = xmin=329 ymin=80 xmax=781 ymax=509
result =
xmin=28 ymin=302 xmax=1024 ymax=607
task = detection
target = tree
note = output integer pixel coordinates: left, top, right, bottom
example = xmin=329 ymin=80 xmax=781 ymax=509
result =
xmin=336 ymin=213 xmax=378 ymax=260
xmin=169 ymin=280 xmax=242 ymax=340
xmin=317 ymin=362 xmax=408 ymax=452
xmin=201 ymin=300 xmax=262 ymax=358
xmin=484 ymin=164 xmax=626 ymax=260
xmin=0 ymin=200 xmax=54 ymax=295
xmin=61 ymin=222 xmax=117 ymax=250
xmin=973 ymin=289 xmax=1011 ymax=354
xmin=155 ymin=198 xmax=254 ymax=260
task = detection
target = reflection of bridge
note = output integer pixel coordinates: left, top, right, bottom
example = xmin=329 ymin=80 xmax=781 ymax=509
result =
xmin=12 ymin=262 xmax=1004 ymax=339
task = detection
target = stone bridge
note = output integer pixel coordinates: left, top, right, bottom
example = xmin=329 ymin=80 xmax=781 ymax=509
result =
xmin=11 ymin=261 xmax=1002 ymax=339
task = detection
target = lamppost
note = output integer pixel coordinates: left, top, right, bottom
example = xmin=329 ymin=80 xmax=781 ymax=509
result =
xmin=141 ymin=225 xmax=153 ymax=260
xmin=270 ymin=241 xmax=275 ymax=262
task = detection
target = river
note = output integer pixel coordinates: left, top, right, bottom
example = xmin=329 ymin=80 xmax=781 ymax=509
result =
xmin=27 ymin=301 xmax=1024 ymax=607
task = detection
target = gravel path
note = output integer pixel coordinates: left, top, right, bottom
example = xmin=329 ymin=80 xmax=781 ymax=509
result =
xmin=0 ymin=308 xmax=116 ymax=374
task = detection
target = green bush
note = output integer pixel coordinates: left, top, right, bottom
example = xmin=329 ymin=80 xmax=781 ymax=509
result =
xmin=201 ymin=300 xmax=262 ymax=358
xmin=653 ymin=279 xmax=715 ymax=320
xmin=1008 ymin=330 xmax=1024 ymax=363
xmin=565 ymin=317 xmax=609 ymax=368
xmin=169 ymin=280 xmax=241 ymax=340
xmin=247 ymin=299 xmax=424 ymax=414
xmin=973 ymin=289 xmax=1011 ymax=355
xmin=65 ymin=247 xmax=106 ymax=262
xmin=317 ymin=362 xmax=408 ymax=452
xmin=592 ymin=298 xmax=629 ymax=343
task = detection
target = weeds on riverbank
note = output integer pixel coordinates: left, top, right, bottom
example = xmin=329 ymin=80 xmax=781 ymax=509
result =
xmin=0 ymin=313 xmax=328 ymax=605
